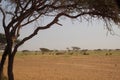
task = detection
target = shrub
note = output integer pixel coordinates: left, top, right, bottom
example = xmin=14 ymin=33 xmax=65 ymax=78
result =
xmin=1 ymin=74 xmax=7 ymax=80
xmin=106 ymin=53 xmax=112 ymax=56
xmin=106 ymin=53 xmax=108 ymax=56
xmin=83 ymin=52 xmax=89 ymax=55
xmin=69 ymin=52 xmax=73 ymax=55
xmin=22 ymin=50 xmax=30 ymax=53
xmin=56 ymin=52 xmax=65 ymax=55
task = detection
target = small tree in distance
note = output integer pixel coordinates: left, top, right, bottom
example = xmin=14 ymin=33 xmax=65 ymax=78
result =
xmin=0 ymin=0 xmax=120 ymax=80
xmin=72 ymin=47 xmax=80 ymax=51
xmin=40 ymin=48 xmax=51 ymax=54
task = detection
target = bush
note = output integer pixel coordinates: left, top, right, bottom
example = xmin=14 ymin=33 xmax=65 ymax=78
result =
xmin=1 ymin=74 xmax=7 ymax=80
xmin=56 ymin=52 xmax=65 ymax=55
xmin=109 ymin=53 xmax=112 ymax=55
xmin=105 ymin=53 xmax=112 ymax=56
xmin=22 ymin=50 xmax=30 ymax=53
xmin=69 ymin=52 xmax=73 ymax=55
xmin=83 ymin=52 xmax=89 ymax=55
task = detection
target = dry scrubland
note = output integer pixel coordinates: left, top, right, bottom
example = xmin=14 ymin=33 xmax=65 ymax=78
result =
xmin=1 ymin=51 xmax=120 ymax=80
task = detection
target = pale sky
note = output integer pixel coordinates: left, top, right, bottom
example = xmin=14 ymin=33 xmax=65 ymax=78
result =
xmin=0 ymin=2 xmax=120 ymax=51
xmin=15 ymin=18 xmax=120 ymax=51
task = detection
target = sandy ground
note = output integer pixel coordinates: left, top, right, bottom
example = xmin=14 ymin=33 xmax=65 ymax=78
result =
xmin=3 ymin=55 xmax=120 ymax=80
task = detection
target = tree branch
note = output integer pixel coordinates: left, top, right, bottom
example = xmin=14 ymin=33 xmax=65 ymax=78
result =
xmin=37 ymin=3 xmax=76 ymax=12
xmin=0 ymin=7 xmax=6 ymax=28
xmin=21 ymin=14 xmax=41 ymax=27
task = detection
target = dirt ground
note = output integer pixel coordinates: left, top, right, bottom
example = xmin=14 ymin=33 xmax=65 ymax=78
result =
xmin=3 ymin=55 xmax=120 ymax=80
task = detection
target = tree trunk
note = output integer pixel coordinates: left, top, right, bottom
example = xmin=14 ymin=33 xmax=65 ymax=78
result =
xmin=0 ymin=54 xmax=7 ymax=80
xmin=8 ymin=54 xmax=14 ymax=80
xmin=0 ymin=38 xmax=15 ymax=80
xmin=0 ymin=46 xmax=9 ymax=80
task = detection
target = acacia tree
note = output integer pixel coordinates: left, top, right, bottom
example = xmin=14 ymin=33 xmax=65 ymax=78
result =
xmin=0 ymin=0 xmax=120 ymax=80
xmin=72 ymin=47 xmax=80 ymax=51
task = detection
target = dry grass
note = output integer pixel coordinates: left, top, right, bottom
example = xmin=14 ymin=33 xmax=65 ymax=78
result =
xmin=2 ymin=55 xmax=120 ymax=80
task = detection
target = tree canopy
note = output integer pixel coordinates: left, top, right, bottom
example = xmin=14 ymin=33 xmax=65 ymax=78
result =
xmin=0 ymin=0 xmax=119 ymax=36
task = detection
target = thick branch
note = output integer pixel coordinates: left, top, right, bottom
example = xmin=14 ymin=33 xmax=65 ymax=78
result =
xmin=0 ymin=7 xmax=6 ymax=28
xmin=37 ymin=3 xmax=76 ymax=12
xmin=21 ymin=14 xmax=41 ymax=27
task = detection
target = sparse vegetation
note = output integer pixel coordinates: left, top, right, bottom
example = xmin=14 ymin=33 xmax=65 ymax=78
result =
xmin=14 ymin=49 xmax=120 ymax=56
xmin=55 ymin=52 xmax=65 ymax=55
xmin=22 ymin=50 xmax=30 ymax=53
xmin=2 ymin=54 xmax=120 ymax=80
xmin=1 ymin=49 xmax=120 ymax=80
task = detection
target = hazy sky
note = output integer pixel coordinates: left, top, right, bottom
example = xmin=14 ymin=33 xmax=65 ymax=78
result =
xmin=15 ymin=18 xmax=120 ymax=51
xmin=0 ymin=15 xmax=120 ymax=51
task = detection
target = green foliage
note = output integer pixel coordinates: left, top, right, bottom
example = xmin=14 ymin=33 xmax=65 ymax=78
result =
xmin=1 ymin=74 xmax=7 ymax=80
xmin=2 ymin=76 xmax=7 ymax=80
xmin=0 ymin=33 xmax=20 ymax=44
xmin=0 ymin=33 xmax=6 ymax=44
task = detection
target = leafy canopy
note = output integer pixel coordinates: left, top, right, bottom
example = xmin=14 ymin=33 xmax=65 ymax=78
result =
xmin=5 ymin=0 xmax=120 ymax=23
xmin=1 ymin=0 xmax=120 ymax=24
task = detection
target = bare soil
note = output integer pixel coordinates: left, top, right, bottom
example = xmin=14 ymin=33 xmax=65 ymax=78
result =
xmin=3 ymin=55 xmax=120 ymax=80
